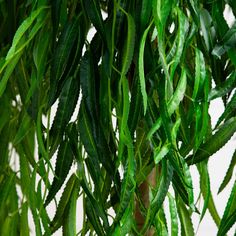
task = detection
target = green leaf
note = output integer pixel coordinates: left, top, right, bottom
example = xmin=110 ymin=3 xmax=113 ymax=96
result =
xmin=187 ymin=117 xmax=236 ymax=165
xmin=177 ymin=197 xmax=194 ymax=236
xmin=179 ymin=156 xmax=195 ymax=211
xmin=197 ymin=162 xmax=211 ymax=222
xmin=193 ymin=48 xmax=206 ymax=100
xmin=85 ymin=198 xmax=106 ymax=236
xmin=82 ymin=0 xmax=106 ymax=40
xmin=33 ymin=27 xmax=51 ymax=78
xmin=212 ymin=23 xmax=236 ymax=58
xmin=152 ymin=0 xmax=172 ymax=38
xmin=217 ymin=182 xmax=236 ymax=236
xmin=5 ymin=6 xmax=48 ymax=61
xmin=0 ymin=173 xmax=15 ymax=212
xmin=50 ymin=174 xmax=77 ymax=233
xmin=62 ymin=183 xmax=78 ymax=236
xmin=168 ymin=193 xmax=179 ymax=236
xmin=112 ymin=204 xmax=133 ymax=236
xmin=141 ymin=160 xmax=173 ymax=234
xmin=197 ymin=162 xmax=221 ymax=226
xmin=0 ymin=53 xmax=22 ymax=97
xmin=48 ymin=17 xmax=79 ymax=106
xmin=215 ymin=90 xmax=236 ymax=127
xmin=218 ymin=149 xmax=236 ymax=193
xmin=200 ymin=8 xmax=214 ymax=51
xmin=139 ymin=21 xmax=153 ymax=114
xmin=208 ymin=72 xmax=236 ymax=101
xmin=77 ymin=102 xmax=101 ymax=182
xmin=147 ymin=69 xmax=187 ymax=139
xmin=154 ymin=143 xmax=171 ymax=164
xmin=20 ymin=202 xmax=30 ymax=236
xmin=170 ymin=9 xmax=189 ymax=81
xmin=121 ymin=13 xmax=135 ymax=78
xmin=50 ymin=76 xmax=79 ymax=153
xmin=13 ymin=112 xmax=33 ymax=145
xmin=45 ymin=140 xmax=74 ymax=206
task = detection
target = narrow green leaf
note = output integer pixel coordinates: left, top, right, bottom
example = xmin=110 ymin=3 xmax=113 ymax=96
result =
xmin=50 ymin=76 xmax=79 ymax=153
xmin=154 ymin=143 xmax=171 ymax=164
xmin=187 ymin=117 xmax=236 ymax=165
xmin=147 ymin=69 xmax=187 ymax=139
xmin=82 ymin=0 xmax=106 ymax=39
xmin=217 ymin=182 xmax=236 ymax=236
xmin=0 ymin=173 xmax=15 ymax=212
xmin=197 ymin=162 xmax=210 ymax=222
xmin=0 ymin=53 xmax=22 ymax=97
xmin=212 ymin=23 xmax=236 ymax=58
xmin=138 ymin=21 xmax=153 ymax=114
xmin=168 ymin=69 xmax=187 ymax=115
xmin=77 ymin=102 xmax=101 ymax=182
xmin=112 ymin=204 xmax=133 ymax=236
xmin=45 ymin=140 xmax=74 ymax=206
xmin=215 ymin=90 xmax=236 ymax=127
xmin=197 ymin=162 xmax=221 ymax=226
xmin=13 ymin=112 xmax=33 ymax=145
xmin=48 ymin=18 xmax=79 ymax=106
xmin=218 ymin=149 xmax=236 ymax=193
xmin=121 ymin=13 xmax=135 ymax=78
xmin=33 ymin=27 xmax=51 ymax=78
xmin=200 ymin=8 xmax=214 ymax=51
xmin=168 ymin=193 xmax=179 ymax=236
xmin=85 ymin=198 xmax=105 ymax=236
xmin=141 ymin=160 xmax=173 ymax=234
xmin=62 ymin=183 xmax=78 ymax=236
xmin=50 ymin=174 xmax=77 ymax=233
xmin=179 ymin=156 xmax=195 ymax=211
xmin=5 ymin=6 xmax=48 ymax=61
xmin=20 ymin=202 xmax=30 ymax=236
xmin=193 ymin=48 xmax=206 ymax=100
xmin=177 ymin=197 xmax=194 ymax=236
xmin=208 ymin=72 xmax=236 ymax=101
xmin=170 ymin=9 xmax=189 ymax=81
xmin=152 ymin=0 xmax=172 ymax=38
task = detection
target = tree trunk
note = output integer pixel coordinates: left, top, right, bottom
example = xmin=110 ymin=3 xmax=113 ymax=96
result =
xmin=135 ymin=168 xmax=156 ymax=235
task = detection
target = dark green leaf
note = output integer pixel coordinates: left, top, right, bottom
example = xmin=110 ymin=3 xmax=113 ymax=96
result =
xmin=218 ymin=149 xmax=236 ymax=193
xmin=45 ymin=140 xmax=74 ymax=206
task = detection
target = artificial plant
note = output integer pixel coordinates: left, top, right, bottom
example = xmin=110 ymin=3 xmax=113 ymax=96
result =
xmin=0 ymin=0 xmax=236 ymax=235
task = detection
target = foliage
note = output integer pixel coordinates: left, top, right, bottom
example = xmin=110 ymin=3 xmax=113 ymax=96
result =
xmin=0 ymin=0 xmax=236 ymax=235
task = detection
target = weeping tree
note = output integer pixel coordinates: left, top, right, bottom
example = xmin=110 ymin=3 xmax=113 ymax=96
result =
xmin=0 ymin=0 xmax=236 ymax=235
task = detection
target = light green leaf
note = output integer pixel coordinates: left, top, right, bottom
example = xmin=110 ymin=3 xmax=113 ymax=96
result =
xmin=139 ymin=21 xmax=153 ymax=114
xmin=168 ymin=193 xmax=179 ymax=236
xmin=154 ymin=143 xmax=171 ymax=164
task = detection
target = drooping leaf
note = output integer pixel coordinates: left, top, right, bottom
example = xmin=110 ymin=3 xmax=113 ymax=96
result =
xmin=138 ymin=21 xmax=153 ymax=114
xmin=177 ymin=197 xmax=195 ymax=236
xmin=121 ymin=12 xmax=135 ymax=78
xmin=187 ymin=117 xmax=236 ymax=165
xmin=218 ymin=149 xmax=236 ymax=193
xmin=45 ymin=140 xmax=74 ymax=206
xmin=197 ymin=162 xmax=221 ymax=226
xmin=168 ymin=193 xmax=179 ymax=236
xmin=147 ymin=69 xmax=187 ymax=139
xmin=208 ymin=72 xmax=236 ymax=101
xmin=62 ymin=182 xmax=78 ymax=236
xmin=215 ymin=90 xmax=236 ymax=127
xmin=50 ymin=76 xmax=79 ymax=153
xmin=217 ymin=182 xmax=236 ymax=236
xmin=50 ymin=174 xmax=77 ymax=233
xmin=154 ymin=143 xmax=171 ymax=164
xmin=48 ymin=17 xmax=79 ymax=106
xmin=141 ymin=160 xmax=173 ymax=234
